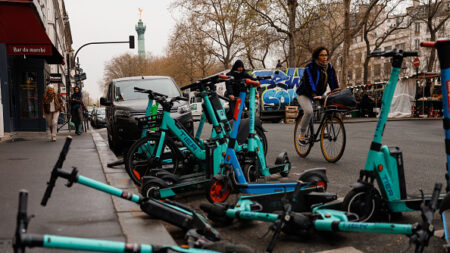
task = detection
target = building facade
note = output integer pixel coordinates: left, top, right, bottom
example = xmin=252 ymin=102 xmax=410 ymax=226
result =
xmin=336 ymin=0 xmax=450 ymax=87
xmin=0 ymin=0 xmax=73 ymax=135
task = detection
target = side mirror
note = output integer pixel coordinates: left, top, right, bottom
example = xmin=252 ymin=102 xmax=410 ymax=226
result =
xmin=100 ymin=97 xmax=111 ymax=106
xmin=183 ymin=92 xmax=189 ymax=98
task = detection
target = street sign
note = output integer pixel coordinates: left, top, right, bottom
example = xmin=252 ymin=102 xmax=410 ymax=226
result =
xmin=74 ymin=73 xmax=87 ymax=82
xmin=413 ymin=57 xmax=420 ymax=68
xmin=49 ymin=73 xmax=63 ymax=83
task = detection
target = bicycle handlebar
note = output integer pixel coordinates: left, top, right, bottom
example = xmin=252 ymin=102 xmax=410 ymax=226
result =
xmin=134 ymin=87 xmax=168 ymax=98
xmin=181 ymin=74 xmax=232 ymax=91
xmin=41 ymin=137 xmax=72 ymax=206
xmin=218 ymin=94 xmax=230 ymax=102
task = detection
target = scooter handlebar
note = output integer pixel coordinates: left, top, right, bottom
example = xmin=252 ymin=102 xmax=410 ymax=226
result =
xmin=41 ymin=137 xmax=72 ymax=206
xmin=408 ymin=183 xmax=442 ymax=253
xmin=420 ymin=41 xmax=436 ymax=48
xmin=245 ymin=79 xmax=260 ymax=87
xmin=14 ymin=190 xmax=29 ymax=253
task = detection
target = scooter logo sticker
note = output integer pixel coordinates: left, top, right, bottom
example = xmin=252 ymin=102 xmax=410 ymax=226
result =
xmin=447 ymin=80 xmax=450 ymax=112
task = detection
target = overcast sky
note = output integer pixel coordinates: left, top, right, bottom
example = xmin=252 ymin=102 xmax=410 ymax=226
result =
xmin=65 ymin=0 xmax=176 ymax=102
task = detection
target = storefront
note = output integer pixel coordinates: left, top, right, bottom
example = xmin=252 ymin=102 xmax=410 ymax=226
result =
xmin=0 ymin=0 xmax=64 ymax=132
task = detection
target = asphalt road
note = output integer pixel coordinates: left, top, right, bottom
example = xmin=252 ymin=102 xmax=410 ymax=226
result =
xmin=99 ymin=119 xmax=447 ymax=253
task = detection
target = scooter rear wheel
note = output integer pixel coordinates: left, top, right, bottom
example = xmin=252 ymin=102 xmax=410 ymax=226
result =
xmin=343 ymin=187 xmax=380 ymax=222
xmin=141 ymin=179 xmax=168 ymax=198
xmin=243 ymin=164 xmax=259 ymax=183
xmin=206 ymin=179 xmax=231 ymax=203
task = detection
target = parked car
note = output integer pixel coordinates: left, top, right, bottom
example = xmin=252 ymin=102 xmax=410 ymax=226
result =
xmin=90 ymin=107 xmax=106 ymax=128
xmin=100 ymin=76 xmax=193 ymax=155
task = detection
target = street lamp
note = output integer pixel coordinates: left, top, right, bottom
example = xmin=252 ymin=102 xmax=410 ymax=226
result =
xmin=66 ymin=35 xmax=135 ymax=99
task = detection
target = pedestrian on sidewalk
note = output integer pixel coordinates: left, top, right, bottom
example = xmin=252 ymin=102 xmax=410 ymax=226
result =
xmin=295 ymin=46 xmax=339 ymax=145
xmin=42 ymin=84 xmax=63 ymax=141
xmin=70 ymin=86 xmax=84 ymax=135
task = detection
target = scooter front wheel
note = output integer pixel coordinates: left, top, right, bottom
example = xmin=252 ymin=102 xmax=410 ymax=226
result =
xmin=343 ymin=187 xmax=380 ymax=222
xmin=206 ymin=179 xmax=231 ymax=203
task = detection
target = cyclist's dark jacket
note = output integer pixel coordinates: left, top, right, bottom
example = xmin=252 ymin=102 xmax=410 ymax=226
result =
xmin=296 ymin=61 xmax=339 ymax=99
xmin=225 ymin=60 xmax=254 ymax=97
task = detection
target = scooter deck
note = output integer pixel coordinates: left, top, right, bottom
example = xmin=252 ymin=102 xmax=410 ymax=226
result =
xmin=238 ymin=188 xmax=337 ymax=213
xmin=388 ymin=193 xmax=446 ymax=211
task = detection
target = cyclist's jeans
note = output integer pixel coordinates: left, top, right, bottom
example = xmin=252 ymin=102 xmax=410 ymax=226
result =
xmin=298 ymin=95 xmax=313 ymax=137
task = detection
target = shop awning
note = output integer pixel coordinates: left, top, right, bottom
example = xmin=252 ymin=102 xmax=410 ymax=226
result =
xmin=0 ymin=1 xmax=64 ymax=64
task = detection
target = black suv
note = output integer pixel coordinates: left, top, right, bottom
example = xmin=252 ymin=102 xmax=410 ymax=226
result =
xmin=100 ymin=76 xmax=193 ymax=154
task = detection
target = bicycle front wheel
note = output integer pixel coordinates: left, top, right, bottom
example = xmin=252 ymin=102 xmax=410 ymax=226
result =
xmin=125 ymin=135 xmax=180 ymax=186
xmin=293 ymin=114 xmax=313 ymax=158
xmin=320 ymin=116 xmax=346 ymax=163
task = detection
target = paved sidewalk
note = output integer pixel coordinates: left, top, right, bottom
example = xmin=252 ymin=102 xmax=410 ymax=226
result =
xmin=0 ymin=130 xmax=123 ymax=253
xmin=0 ymin=128 xmax=175 ymax=253
xmin=90 ymin=129 xmax=176 ymax=246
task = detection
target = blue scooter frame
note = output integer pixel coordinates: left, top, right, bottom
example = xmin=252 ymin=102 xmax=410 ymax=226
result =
xmin=420 ymin=38 xmax=450 ymax=249
xmin=206 ymin=78 xmax=327 ymax=203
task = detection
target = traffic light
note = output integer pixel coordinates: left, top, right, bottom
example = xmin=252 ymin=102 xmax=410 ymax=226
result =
xmin=129 ymin=36 xmax=135 ymax=49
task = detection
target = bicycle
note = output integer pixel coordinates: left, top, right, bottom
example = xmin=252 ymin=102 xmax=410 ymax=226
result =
xmin=293 ymin=99 xmax=347 ymax=163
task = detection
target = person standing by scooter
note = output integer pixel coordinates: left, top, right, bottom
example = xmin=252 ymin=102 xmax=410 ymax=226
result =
xmin=225 ymin=60 xmax=254 ymax=120
xmin=70 ymin=86 xmax=84 ymax=135
xmin=42 ymin=84 xmax=63 ymax=141
xmin=296 ymin=46 xmax=339 ymax=145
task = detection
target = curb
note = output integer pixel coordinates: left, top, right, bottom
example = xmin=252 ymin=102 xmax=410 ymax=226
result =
xmin=90 ymin=130 xmax=177 ymax=246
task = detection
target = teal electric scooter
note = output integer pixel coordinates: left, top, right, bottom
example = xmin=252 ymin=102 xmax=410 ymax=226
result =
xmin=342 ymin=49 xmax=447 ymax=221
xmin=201 ymin=181 xmax=441 ymax=253
xmin=15 ymin=190 xmax=253 ymax=253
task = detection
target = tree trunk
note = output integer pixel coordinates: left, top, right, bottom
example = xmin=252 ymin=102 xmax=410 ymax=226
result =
xmin=427 ymin=22 xmax=436 ymax=72
xmin=287 ymin=0 xmax=297 ymax=67
xmin=363 ymin=26 xmax=370 ymax=85
xmin=341 ymin=0 xmax=351 ymax=88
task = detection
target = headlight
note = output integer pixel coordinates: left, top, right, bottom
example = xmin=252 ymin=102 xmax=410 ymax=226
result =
xmin=178 ymin=104 xmax=191 ymax=114
xmin=115 ymin=110 xmax=131 ymax=118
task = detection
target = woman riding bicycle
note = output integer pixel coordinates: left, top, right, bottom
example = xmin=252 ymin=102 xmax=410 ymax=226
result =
xmin=296 ymin=46 xmax=339 ymax=145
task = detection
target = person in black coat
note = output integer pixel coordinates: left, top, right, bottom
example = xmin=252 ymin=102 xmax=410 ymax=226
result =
xmin=69 ymin=86 xmax=84 ymax=135
xmin=225 ymin=60 xmax=254 ymax=120
xmin=295 ymin=46 xmax=339 ymax=144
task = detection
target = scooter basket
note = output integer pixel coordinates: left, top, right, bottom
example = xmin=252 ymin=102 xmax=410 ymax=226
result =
xmin=136 ymin=113 xmax=163 ymax=129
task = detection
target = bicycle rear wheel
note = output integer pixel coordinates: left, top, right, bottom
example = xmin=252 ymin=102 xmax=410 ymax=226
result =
xmin=293 ymin=114 xmax=313 ymax=158
xmin=320 ymin=115 xmax=346 ymax=163
xmin=125 ymin=135 xmax=180 ymax=186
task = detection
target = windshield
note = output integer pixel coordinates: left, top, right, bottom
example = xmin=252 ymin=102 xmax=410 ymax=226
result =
xmin=114 ymin=78 xmax=181 ymax=101
xmin=97 ymin=108 xmax=105 ymax=115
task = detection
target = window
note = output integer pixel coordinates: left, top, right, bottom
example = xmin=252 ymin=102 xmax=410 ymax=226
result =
xmin=114 ymin=78 xmax=181 ymax=101
xmin=415 ymin=39 xmax=420 ymax=49
xmin=384 ymin=62 xmax=391 ymax=77
xmin=356 ymin=68 xmax=362 ymax=80
xmin=374 ymin=64 xmax=381 ymax=77
xmin=395 ymin=43 xmax=405 ymax=50
xmin=415 ymin=23 xmax=421 ymax=33
xmin=384 ymin=46 xmax=392 ymax=51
